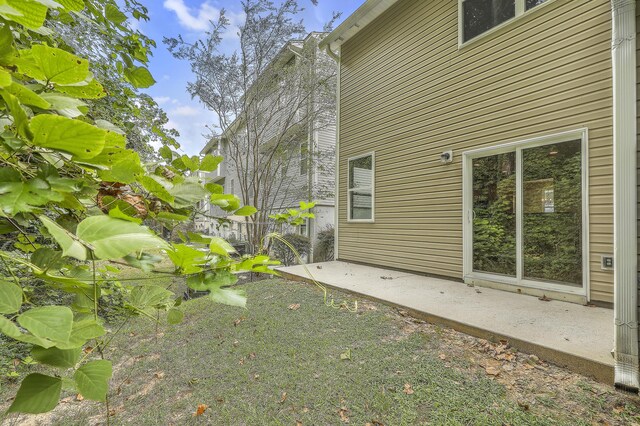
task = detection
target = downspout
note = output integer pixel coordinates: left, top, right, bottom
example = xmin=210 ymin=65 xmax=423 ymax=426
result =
xmin=611 ymin=0 xmax=639 ymax=392
xmin=325 ymin=43 xmax=340 ymax=260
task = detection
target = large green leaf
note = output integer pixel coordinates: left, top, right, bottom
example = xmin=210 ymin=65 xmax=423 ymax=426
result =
xmin=124 ymin=66 xmax=155 ymax=88
xmin=170 ymin=182 xmax=209 ymax=208
xmin=0 ymin=25 xmax=18 ymax=66
xmin=31 ymin=248 xmax=63 ymax=271
xmin=31 ymin=115 xmax=106 ymax=159
xmin=0 ymin=316 xmax=56 ymax=348
xmin=128 ymin=285 xmax=174 ymax=311
xmin=56 ymin=77 xmax=106 ymax=99
xmin=209 ymin=237 xmax=236 ymax=257
xmin=234 ymin=206 xmax=257 ymax=217
xmin=187 ymin=271 xmax=245 ymax=308
xmin=39 ymin=93 xmax=87 ymax=118
xmin=21 ymin=44 xmax=89 ymax=85
xmin=199 ymin=154 xmax=223 ymax=172
xmin=0 ymin=89 xmax=30 ymax=138
xmin=98 ymin=150 xmax=143 ymax=184
xmin=167 ymin=244 xmax=207 ymax=274
xmin=32 ymin=346 xmax=80 ymax=368
xmin=56 ymin=0 xmax=84 ymax=12
xmin=0 ymin=178 xmax=56 ymax=216
xmin=58 ymin=318 xmax=105 ymax=349
xmin=209 ymin=193 xmax=241 ymax=212
xmin=76 ymin=215 xmax=169 ymax=260
xmin=39 ymin=215 xmax=88 ymax=260
xmin=105 ymin=3 xmax=126 ymax=24
xmin=167 ymin=308 xmax=184 ymax=324
xmin=4 ymin=82 xmax=50 ymax=109
xmin=17 ymin=306 xmax=74 ymax=344
xmin=7 ymin=373 xmax=62 ymax=414
xmin=138 ymin=175 xmax=174 ymax=203
xmin=0 ymin=280 xmax=22 ymax=314
xmin=0 ymin=68 xmax=10 ymax=87
xmin=74 ymin=360 xmax=112 ymax=401
xmin=2 ymin=0 xmax=48 ymax=30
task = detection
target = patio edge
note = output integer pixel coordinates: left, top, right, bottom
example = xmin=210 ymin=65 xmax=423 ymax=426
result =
xmin=279 ymin=270 xmax=615 ymax=385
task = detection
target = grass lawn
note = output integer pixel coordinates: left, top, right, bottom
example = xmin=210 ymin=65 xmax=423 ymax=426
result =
xmin=2 ymin=269 xmax=639 ymax=425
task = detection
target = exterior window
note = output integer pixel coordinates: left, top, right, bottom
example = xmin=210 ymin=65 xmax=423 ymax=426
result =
xmin=348 ymin=153 xmax=374 ymax=221
xmin=461 ymin=0 xmax=548 ymax=43
xmin=300 ymin=142 xmax=308 ymax=175
xmin=299 ymin=218 xmax=309 ymax=237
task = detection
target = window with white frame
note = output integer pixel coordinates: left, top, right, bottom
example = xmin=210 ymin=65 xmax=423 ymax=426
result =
xmin=460 ymin=0 xmax=548 ymax=43
xmin=348 ymin=153 xmax=374 ymax=221
xmin=298 ymin=218 xmax=309 ymax=237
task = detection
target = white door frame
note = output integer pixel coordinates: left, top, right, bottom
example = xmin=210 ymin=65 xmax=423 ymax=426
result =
xmin=462 ymin=128 xmax=590 ymax=299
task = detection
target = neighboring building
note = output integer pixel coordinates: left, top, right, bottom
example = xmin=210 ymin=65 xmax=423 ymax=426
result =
xmin=195 ymin=33 xmax=336 ymax=256
xmin=320 ymin=0 xmax=639 ymax=390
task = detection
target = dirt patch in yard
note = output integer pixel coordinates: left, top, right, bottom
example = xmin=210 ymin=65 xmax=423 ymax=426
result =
xmin=391 ymin=309 xmax=640 ymax=426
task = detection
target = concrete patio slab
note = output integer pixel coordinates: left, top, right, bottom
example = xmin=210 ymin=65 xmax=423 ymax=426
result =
xmin=278 ymin=261 xmax=615 ymax=384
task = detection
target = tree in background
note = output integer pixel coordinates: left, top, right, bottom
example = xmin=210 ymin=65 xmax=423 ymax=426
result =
xmin=165 ymin=0 xmax=339 ymax=253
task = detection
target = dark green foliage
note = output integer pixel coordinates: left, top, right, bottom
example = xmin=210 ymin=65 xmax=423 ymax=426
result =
xmin=271 ymin=233 xmax=310 ymax=266
xmin=472 ymin=141 xmax=583 ymax=285
xmin=313 ymin=226 xmax=334 ymax=262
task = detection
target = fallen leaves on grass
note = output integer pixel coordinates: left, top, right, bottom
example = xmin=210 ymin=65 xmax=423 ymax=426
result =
xmin=76 ymin=394 xmax=84 ymax=401
xmin=340 ymin=348 xmax=351 ymax=360
xmin=439 ymin=353 xmax=446 ymax=360
xmin=288 ymin=303 xmax=301 ymax=310
xmin=403 ymin=383 xmax=414 ymax=395
xmin=194 ymin=404 xmax=208 ymax=416
xmin=154 ymin=371 xmax=165 ymax=379
xmin=280 ymin=392 xmax=287 ymax=403
xmin=338 ymin=406 xmax=350 ymax=423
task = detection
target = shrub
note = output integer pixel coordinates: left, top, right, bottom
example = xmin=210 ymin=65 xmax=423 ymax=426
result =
xmin=271 ymin=233 xmax=310 ymax=266
xmin=314 ymin=226 xmax=334 ymax=262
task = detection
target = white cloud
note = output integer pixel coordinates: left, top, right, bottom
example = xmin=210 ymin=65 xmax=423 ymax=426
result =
xmin=154 ymin=96 xmax=171 ymax=105
xmin=171 ymin=105 xmax=201 ymax=117
xmin=163 ymin=0 xmax=222 ymax=32
xmin=161 ymin=100 xmax=216 ymax=155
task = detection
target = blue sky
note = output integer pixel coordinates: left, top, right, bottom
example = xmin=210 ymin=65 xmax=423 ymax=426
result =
xmin=135 ymin=0 xmax=362 ymax=155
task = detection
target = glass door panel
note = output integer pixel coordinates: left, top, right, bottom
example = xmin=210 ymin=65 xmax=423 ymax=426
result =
xmin=472 ymin=152 xmax=517 ymax=276
xmin=522 ymin=140 xmax=582 ymax=286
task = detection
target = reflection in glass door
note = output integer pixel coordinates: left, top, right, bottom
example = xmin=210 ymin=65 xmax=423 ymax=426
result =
xmin=469 ymin=137 xmax=584 ymax=289
xmin=472 ymin=152 xmax=516 ymax=276
xmin=522 ymin=141 xmax=582 ymax=286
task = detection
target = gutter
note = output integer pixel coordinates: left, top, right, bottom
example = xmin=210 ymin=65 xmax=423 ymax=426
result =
xmin=611 ymin=0 xmax=639 ymax=392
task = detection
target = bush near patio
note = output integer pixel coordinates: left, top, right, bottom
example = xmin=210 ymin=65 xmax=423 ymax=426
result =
xmin=0 ymin=0 xmax=279 ymax=420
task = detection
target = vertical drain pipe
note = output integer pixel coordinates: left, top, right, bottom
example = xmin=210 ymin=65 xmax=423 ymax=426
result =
xmin=612 ymin=0 xmax=639 ymax=392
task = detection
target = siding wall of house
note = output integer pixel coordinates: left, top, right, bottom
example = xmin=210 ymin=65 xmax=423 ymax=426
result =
xmin=337 ymin=0 xmax=615 ymax=302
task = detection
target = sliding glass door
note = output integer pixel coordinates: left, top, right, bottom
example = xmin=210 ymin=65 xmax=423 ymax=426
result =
xmin=465 ymin=132 xmax=587 ymax=292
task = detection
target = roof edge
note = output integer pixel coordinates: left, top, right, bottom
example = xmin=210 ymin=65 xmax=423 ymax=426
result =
xmin=319 ymin=0 xmax=399 ymax=52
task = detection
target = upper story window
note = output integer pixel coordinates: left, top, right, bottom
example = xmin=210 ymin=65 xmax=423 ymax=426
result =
xmin=461 ymin=0 xmax=548 ymax=43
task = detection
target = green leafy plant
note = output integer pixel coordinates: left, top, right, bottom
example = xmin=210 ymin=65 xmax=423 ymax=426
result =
xmin=0 ymin=0 xmax=279 ymax=420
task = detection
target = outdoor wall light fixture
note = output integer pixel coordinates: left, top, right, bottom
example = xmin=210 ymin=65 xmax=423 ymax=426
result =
xmin=440 ymin=150 xmax=453 ymax=163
